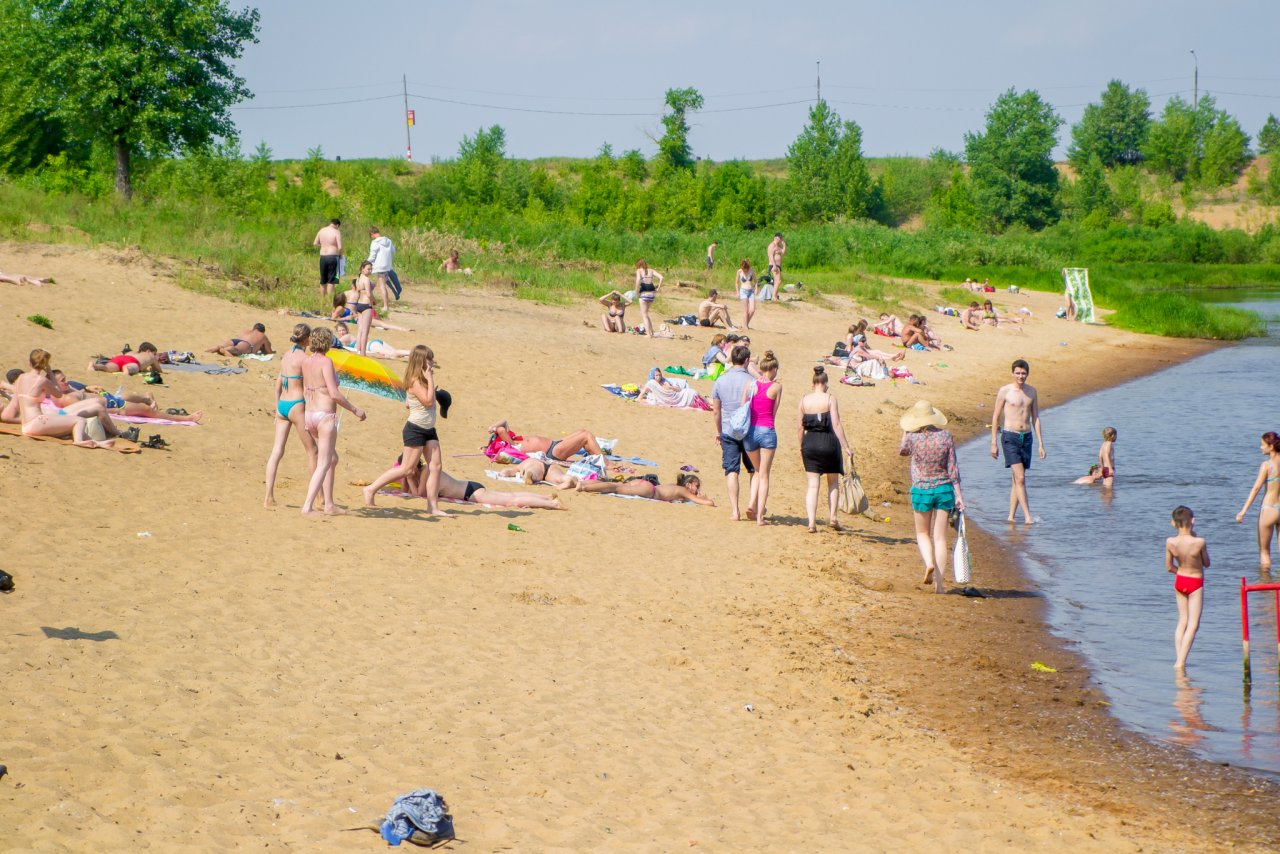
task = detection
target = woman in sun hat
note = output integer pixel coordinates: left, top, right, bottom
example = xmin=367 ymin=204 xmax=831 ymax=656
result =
xmin=898 ymin=399 xmax=964 ymax=594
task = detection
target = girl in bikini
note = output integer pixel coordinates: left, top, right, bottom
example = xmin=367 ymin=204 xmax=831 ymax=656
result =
xmin=737 ymin=259 xmax=757 ymax=330
xmin=351 ymin=261 xmax=376 ymax=357
xmin=1236 ymin=431 xmax=1280 ymax=571
xmin=333 ymin=322 xmax=411 ymax=358
xmin=634 ymin=259 xmax=663 ymax=338
xmin=300 ymin=327 xmax=366 ymax=517
xmin=14 ymin=349 xmax=121 ymax=448
xmin=330 ymin=293 xmax=412 ymax=331
xmin=427 ymin=469 xmax=565 ymax=510
xmin=362 ymin=345 xmax=451 ymax=517
xmin=598 ymin=290 xmax=630 ymax=333
xmin=264 ymin=324 xmax=318 ymax=508
xmin=575 ymin=473 xmax=714 ymax=505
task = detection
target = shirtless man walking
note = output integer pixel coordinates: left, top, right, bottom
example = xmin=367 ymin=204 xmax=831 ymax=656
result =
xmin=313 ymin=218 xmax=343 ymax=302
xmin=990 ymin=358 xmax=1045 ymax=524
xmin=766 ymin=232 xmax=786 ymax=300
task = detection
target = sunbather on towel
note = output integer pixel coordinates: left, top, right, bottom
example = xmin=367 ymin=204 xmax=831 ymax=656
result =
xmin=402 ymin=466 xmax=564 ymax=509
xmin=13 ymin=349 xmax=121 ymax=447
xmin=499 ymin=456 xmax=579 ymax=489
xmin=487 ymin=419 xmax=604 ymax=461
xmin=576 ymin=473 xmax=715 ymax=505
xmin=206 ymin=323 xmax=273 ymax=357
xmin=89 ymin=342 xmax=169 ymax=375
xmin=637 ymin=368 xmax=710 ymax=409
xmin=0 ymin=270 xmax=53 ymax=286
xmin=51 ymin=370 xmax=203 ymax=423
xmin=333 ymin=321 xmax=411 ymax=358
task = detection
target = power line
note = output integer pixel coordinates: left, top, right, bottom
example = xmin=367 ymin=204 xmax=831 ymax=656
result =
xmin=233 ymin=93 xmax=401 ymax=110
xmin=406 ymin=80 xmax=812 ymax=102
xmin=251 ymin=81 xmax=402 ymax=94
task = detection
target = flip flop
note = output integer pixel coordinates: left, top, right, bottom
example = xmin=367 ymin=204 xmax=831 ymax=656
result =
xmin=165 ymin=408 xmax=188 ymax=416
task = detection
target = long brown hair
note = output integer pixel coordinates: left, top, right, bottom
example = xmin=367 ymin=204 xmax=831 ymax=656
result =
xmin=403 ymin=345 xmax=436 ymax=388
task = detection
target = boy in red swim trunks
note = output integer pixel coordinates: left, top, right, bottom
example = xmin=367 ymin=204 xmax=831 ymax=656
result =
xmin=89 ymin=342 xmax=166 ymax=375
xmin=1166 ymin=505 xmax=1209 ymax=670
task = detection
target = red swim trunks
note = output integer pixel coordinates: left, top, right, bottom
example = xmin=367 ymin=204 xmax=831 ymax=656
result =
xmin=1174 ymin=574 xmax=1204 ymax=595
xmin=109 ymin=354 xmax=139 ymax=370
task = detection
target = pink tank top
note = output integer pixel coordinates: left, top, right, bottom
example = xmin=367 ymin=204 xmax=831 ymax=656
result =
xmin=749 ymin=381 xmax=776 ymax=428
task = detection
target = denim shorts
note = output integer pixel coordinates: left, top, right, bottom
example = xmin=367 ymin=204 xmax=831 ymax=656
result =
xmin=910 ymin=483 xmax=955 ymax=513
xmin=720 ymin=434 xmax=756 ymax=475
xmin=744 ymin=425 xmax=777 ymax=451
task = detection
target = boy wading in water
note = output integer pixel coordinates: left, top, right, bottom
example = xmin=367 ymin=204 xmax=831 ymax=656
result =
xmin=990 ymin=358 xmax=1045 ymax=523
xmin=1166 ymin=505 xmax=1209 ymax=670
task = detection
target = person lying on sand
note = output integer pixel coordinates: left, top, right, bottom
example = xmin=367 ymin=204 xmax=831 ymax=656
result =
xmin=499 ymin=456 xmax=580 ymax=489
xmin=89 ymin=342 xmax=168 ymax=375
xmin=13 ymin=349 xmax=122 ymax=447
xmin=825 ymin=334 xmax=906 ymax=367
xmin=206 ymin=323 xmax=272 ymax=357
xmin=488 ymin=420 xmax=605 ymax=461
xmin=50 ymin=370 xmax=203 ymax=423
xmin=331 ymin=293 xmax=413 ymax=331
xmin=0 ymin=271 xmax=53 ymax=286
xmin=333 ymin=322 xmax=411 ymax=359
xmin=575 ymin=473 xmax=715 ymax=506
xmin=397 ymin=462 xmax=564 ymax=509
xmin=637 ymin=368 xmax=710 ymax=408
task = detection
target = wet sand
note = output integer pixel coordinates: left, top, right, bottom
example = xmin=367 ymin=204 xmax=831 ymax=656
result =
xmin=1 ymin=241 xmax=1275 ymax=851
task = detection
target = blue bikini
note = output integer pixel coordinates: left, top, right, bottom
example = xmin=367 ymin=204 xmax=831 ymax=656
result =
xmin=277 ymin=346 xmax=305 ymax=419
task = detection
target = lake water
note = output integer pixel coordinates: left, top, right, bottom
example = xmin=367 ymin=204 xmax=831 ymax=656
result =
xmin=957 ymin=289 xmax=1280 ymax=778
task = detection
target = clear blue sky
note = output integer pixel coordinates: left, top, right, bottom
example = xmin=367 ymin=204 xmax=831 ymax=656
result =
xmin=231 ymin=0 xmax=1280 ymax=162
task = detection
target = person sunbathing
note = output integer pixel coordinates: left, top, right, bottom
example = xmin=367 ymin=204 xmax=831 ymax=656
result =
xmin=0 ymin=271 xmax=53 ymax=286
xmin=960 ymin=302 xmax=983 ymax=331
xmin=575 ymin=473 xmax=715 ymax=506
xmin=488 ymin=420 xmax=605 ymax=461
xmin=89 ymin=342 xmax=169 ymax=375
xmin=206 ymin=323 xmax=273 ymax=357
xmin=826 ymin=334 xmax=905 ymax=366
xmin=13 ymin=349 xmax=121 ymax=447
xmin=598 ymin=290 xmax=631 ymax=333
xmin=333 ymin=322 xmax=411 ymax=358
xmin=331 ymin=293 xmax=412 ymax=330
xmin=499 ymin=456 xmax=579 ymax=489
xmin=50 ymin=370 xmax=203 ymax=423
xmin=637 ymin=368 xmax=710 ymax=408
xmin=401 ymin=464 xmax=564 ymax=509
xmin=874 ymin=313 xmax=904 ymax=337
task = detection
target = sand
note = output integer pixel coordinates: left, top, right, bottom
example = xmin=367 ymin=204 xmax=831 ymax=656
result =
xmin=1 ymin=241 xmax=1276 ymax=852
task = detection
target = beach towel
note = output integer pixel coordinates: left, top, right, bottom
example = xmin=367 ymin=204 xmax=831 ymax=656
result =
xmin=485 ymin=469 xmax=529 ymax=484
xmin=0 ymin=421 xmax=141 ymax=453
xmin=1062 ymin=267 xmax=1095 ymax=324
xmin=106 ymin=414 xmax=199 ymax=427
xmin=241 ymin=353 xmax=273 ymax=362
xmin=160 ymin=362 xmax=247 ymax=375
xmin=483 ymin=436 xmax=528 ymax=464
xmin=380 ymin=788 xmax=453 ymax=846
xmin=601 ymin=384 xmax=640 ymax=400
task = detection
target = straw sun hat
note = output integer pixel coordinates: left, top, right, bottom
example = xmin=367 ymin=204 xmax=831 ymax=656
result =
xmin=900 ymin=399 xmax=948 ymax=432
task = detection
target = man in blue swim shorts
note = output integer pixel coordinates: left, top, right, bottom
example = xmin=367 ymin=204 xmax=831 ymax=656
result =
xmin=990 ymin=358 xmax=1045 ymax=524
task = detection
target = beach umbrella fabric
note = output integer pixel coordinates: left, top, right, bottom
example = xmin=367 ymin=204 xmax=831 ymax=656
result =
xmin=328 ymin=349 xmax=406 ymax=402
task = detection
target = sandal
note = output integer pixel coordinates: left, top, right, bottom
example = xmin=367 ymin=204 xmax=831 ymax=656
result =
xmin=165 ymin=408 xmax=189 ymax=416
xmin=140 ymin=434 xmax=168 ymax=449
xmin=121 ymin=427 xmax=141 ymax=443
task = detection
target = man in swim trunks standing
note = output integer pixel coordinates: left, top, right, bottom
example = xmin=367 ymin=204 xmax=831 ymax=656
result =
xmin=313 ymin=218 xmax=343 ymax=303
xmin=765 ymin=233 xmax=786 ymax=301
xmin=990 ymin=358 xmax=1045 ymax=524
xmin=1166 ymin=505 xmax=1208 ymax=670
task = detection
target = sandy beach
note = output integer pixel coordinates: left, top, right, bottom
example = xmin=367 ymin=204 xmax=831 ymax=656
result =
xmin=1 ymin=240 xmax=1276 ymax=852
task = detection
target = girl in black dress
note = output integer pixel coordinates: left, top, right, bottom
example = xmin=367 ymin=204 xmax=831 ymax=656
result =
xmin=797 ymin=366 xmax=852 ymax=532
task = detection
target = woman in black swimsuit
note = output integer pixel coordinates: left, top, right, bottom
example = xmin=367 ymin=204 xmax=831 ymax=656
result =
xmin=634 ymin=259 xmax=664 ymax=339
xmin=353 ymin=260 xmax=376 ymax=357
xmin=798 ymin=366 xmax=851 ymax=532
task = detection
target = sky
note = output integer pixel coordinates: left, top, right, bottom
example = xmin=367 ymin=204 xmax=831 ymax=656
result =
xmin=231 ymin=0 xmax=1280 ymax=163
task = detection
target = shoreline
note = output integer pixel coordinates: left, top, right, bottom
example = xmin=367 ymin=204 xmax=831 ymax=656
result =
xmin=2 ymin=239 xmax=1277 ymax=850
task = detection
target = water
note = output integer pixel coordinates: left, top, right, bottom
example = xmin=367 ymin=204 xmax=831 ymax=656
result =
xmin=957 ymin=290 xmax=1280 ymax=778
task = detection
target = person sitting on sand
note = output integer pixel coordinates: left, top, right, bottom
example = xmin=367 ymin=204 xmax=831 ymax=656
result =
xmin=826 ymin=334 xmax=906 ymax=369
xmin=874 ymin=313 xmax=903 ymax=338
xmin=402 ymin=466 xmax=565 ymax=510
xmin=576 ymin=473 xmax=715 ymax=506
xmin=983 ymin=298 xmax=1024 ymax=326
xmin=637 ymin=368 xmax=710 ymax=409
xmin=13 ymin=349 xmax=122 ymax=447
xmin=702 ymin=333 xmax=731 ymax=373
xmin=0 ymin=271 xmax=53 ymax=286
xmin=49 ymin=370 xmax=203 ymax=423
xmin=488 ymin=419 xmax=605 ymax=462
xmin=333 ymin=321 xmax=411 ymax=359
xmin=697 ymin=290 xmax=737 ymax=329
xmin=330 ymin=293 xmax=413 ymax=331
xmin=206 ymin=323 xmax=273 ymax=357
xmin=960 ymin=302 xmax=982 ymax=331
xmin=598 ymin=290 xmax=631 ymax=333
xmin=89 ymin=342 xmax=168 ymax=375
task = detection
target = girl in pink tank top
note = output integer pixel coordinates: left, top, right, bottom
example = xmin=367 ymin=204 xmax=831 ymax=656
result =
xmin=743 ymin=351 xmax=782 ymax=525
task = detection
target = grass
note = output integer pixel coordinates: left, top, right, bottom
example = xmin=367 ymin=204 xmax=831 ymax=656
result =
xmin=27 ymin=314 xmax=53 ymax=329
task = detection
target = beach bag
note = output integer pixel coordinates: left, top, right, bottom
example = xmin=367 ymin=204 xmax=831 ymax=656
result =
xmin=953 ymin=512 xmax=972 ymax=584
xmin=839 ymin=455 xmax=870 ymax=515
xmin=567 ymin=453 xmax=605 ymax=482
xmin=725 ymin=382 xmax=755 ymax=441
xmin=706 ymin=362 xmax=726 ymax=381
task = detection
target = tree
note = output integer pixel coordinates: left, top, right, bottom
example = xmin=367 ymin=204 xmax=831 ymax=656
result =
xmin=451 ymin=125 xmax=508 ymax=204
xmin=1143 ymin=96 xmax=1200 ymax=181
xmin=11 ymin=0 xmax=260 ymax=198
xmin=1200 ymin=111 xmax=1251 ymax=187
xmin=657 ymin=88 xmax=704 ymax=171
xmin=1071 ymin=154 xmax=1114 ymax=224
xmin=784 ymin=101 xmax=873 ymax=222
xmin=1259 ymin=115 xmax=1280 ymax=156
xmin=1067 ymin=80 xmax=1151 ymax=168
xmin=964 ymin=88 xmax=1063 ymax=231
xmin=1145 ymin=95 xmax=1251 ymax=187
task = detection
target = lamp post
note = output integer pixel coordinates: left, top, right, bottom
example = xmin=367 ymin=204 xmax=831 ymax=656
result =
xmin=1189 ymin=49 xmax=1198 ymax=106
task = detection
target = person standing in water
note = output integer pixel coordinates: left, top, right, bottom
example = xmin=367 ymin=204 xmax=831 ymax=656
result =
xmin=1235 ymin=431 xmax=1280 ymax=572
xmin=1166 ymin=505 xmax=1209 ymax=670
xmin=990 ymin=358 xmax=1045 ymax=524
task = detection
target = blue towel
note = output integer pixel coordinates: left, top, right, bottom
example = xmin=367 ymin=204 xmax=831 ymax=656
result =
xmin=380 ymin=788 xmax=453 ymax=846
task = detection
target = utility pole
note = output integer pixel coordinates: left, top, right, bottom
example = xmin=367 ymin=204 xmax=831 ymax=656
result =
xmin=816 ymin=60 xmax=821 ymax=103
xmin=403 ymin=73 xmax=412 ymax=161
xmin=1190 ymin=50 xmax=1198 ymax=106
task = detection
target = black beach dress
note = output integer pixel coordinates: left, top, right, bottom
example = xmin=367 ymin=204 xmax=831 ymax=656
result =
xmin=801 ymin=411 xmax=844 ymax=474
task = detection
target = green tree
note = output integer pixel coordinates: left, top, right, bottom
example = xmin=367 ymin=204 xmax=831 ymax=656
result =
xmin=656 ymin=87 xmax=704 ymax=171
xmin=964 ymin=88 xmax=1063 ymax=231
xmin=10 ymin=0 xmax=260 ymax=198
xmin=925 ymin=168 xmax=983 ymax=230
xmin=785 ymin=101 xmax=873 ymax=222
xmin=1071 ymin=154 xmax=1114 ymax=223
xmin=1258 ymin=114 xmax=1280 ymax=155
xmin=451 ymin=125 xmax=508 ymax=204
xmin=1067 ymin=80 xmax=1151 ymax=168
xmin=1143 ymin=96 xmax=1200 ymax=181
xmin=1200 ymin=111 xmax=1251 ymax=187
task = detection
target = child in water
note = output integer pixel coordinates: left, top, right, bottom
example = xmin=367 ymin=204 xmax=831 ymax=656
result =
xmin=1072 ymin=427 xmax=1116 ymax=486
xmin=1166 ymin=505 xmax=1209 ymax=670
